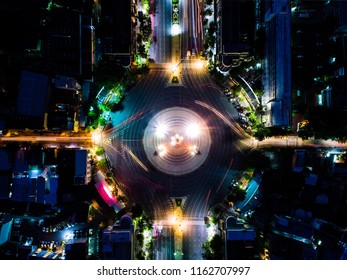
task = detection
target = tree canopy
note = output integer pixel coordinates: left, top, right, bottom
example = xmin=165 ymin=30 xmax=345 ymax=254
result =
xmin=93 ymin=57 xmax=126 ymax=91
xmin=202 ymin=234 xmax=224 ymax=260
xmin=227 ymin=186 xmax=247 ymax=204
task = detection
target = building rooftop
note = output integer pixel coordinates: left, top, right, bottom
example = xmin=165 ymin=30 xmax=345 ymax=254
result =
xmin=17 ymin=71 xmax=50 ymax=118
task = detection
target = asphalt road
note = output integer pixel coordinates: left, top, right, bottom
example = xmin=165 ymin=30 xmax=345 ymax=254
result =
xmin=98 ymin=0 xmax=347 ymax=261
xmin=103 ymin=60 xmax=250 ymax=259
xmin=102 ymin=2 xmax=253 ymax=260
xmin=150 ymin=0 xmax=172 ymax=64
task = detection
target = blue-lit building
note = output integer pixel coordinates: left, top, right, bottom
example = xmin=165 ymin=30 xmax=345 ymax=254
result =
xmin=0 ymin=214 xmax=12 ymax=246
xmin=10 ymin=148 xmax=59 ymax=205
xmin=3 ymin=147 xmax=90 ymax=205
xmin=102 ymin=215 xmax=134 ymax=260
xmin=224 ymin=216 xmax=258 ymax=260
xmin=262 ymin=0 xmax=292 ymax=127
xmin=16 ymin=71 xmax=50 ymax=129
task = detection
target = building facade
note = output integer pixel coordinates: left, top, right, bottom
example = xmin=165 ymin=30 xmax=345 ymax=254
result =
xmin=262 ymin=0 xmax=292 ymax=127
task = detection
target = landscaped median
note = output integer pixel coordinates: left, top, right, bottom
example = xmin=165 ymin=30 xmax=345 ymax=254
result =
xmin=171 ymin=0 xmax=181 ymax=36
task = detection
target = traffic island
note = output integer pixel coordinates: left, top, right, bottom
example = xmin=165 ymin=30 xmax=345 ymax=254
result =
xmin=143 ymin=107 xmax=212 ymax=176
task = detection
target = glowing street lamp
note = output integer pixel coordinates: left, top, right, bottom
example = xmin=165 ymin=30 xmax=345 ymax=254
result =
xmin=157 ymin=144 xmax=167 ymax=157
xmin=170 ymin=134 xmax=184 ymax=146
xmin=186 ymin=123 xmax=200 ymax=138
xmin=91 ymin=130 xmax=102 ymax=145
xmin=171 ymin=24 xmax=181 ymax=36
xmin=156 ymin=124 xmax=167 ymax=138
xmin=171 ymin=63 xmax=178 ymax=74
xmin=170 ymin=214 xmax=177 ymax=224
xmin=195 ymin=60 xmax=204 ymax=69
xmin=189 ymin=145 xmax=199 ymax=156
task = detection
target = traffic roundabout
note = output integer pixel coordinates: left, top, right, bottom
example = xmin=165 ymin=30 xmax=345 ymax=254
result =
xmin=143 ymin=106 xmax=212 ymax=176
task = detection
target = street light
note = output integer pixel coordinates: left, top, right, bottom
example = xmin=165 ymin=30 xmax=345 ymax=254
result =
xmin=170 ymin=63 xmax=178 ymax=74
xmin=186 ymin=123 xmax=200 ymax=138
xmin=171 ymin=24 xmax=181 ymax=36
xmin=91 ymin=130 xmax=102 ymax=145
xmin=157 ymin=144 xmax=167 ymax=157
xmin=189 ymin=145 xmax=199 ymax=156
xmin=170 ymin=134 xmax=184 ymax=146
xmin=156 ymin=124 xmax=167 ymax=138
xmin=194 ymin=60 xmax=204 ymax=70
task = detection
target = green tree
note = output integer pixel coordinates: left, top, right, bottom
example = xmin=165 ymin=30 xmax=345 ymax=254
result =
xmin=93 ymin=57 xmax=126 ymax=91
xmin=137 ymin=11 xmax=145 ymax=25
xmin=254 ymin=89 xmax=264 ymax=98
xmin=141 ymin=23 xmax=152 ymax=42
xmin=95 ymin=147 xmax=105 ymax=156
xmin=233 ymin=85 xmax=242 ymax=95
xmin=204 ymin=8 xmax=212 ymax=17
xmin=142 ymin=0 xmax=150 ymax=10
xmin=246 ymin=150 xmax=271 ymax=171
xmin=136 ymin=250 xmax=145 ymax=260
xmin=137 ymin=44 xmax=147 ymax=58
xmin=137 ymin=233 xmax=144 ymax=246
xmin=253 ymin=123 xmax=271 ymax=141
xmin=227 ymin=186 xmax=246 ymax=203
xmin=131 ymin=204 xmax=144 ymax=219
xmin=202 ymin=234 xmax=224 ymax=260
xmin=136 ymin=33 xmax=143 ymax=44
xmin=97 ymin=158 xmax=108 ymax=172
xmin=208 ymin=21 xmax=216 ymax=36
xmin=117 ymin=195 xmax=128 ymax=204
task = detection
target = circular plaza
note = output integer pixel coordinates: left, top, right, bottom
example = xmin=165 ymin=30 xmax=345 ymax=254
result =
xmin=143 ymin=107 xmax=212 ymax=176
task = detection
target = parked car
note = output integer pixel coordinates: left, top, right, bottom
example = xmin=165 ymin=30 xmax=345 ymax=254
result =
xmin=223 ymin=89 xmax=232 ymax=96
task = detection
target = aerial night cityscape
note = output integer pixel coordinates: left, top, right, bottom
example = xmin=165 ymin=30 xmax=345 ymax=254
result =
xmin=1 ymin=0 xmax=347 ymax=263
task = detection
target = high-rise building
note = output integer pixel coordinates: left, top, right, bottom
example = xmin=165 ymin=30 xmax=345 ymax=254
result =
xmin=100 ymin=0 xmax=133 ymax=67
xmin=224 ymin=216 xmax=258 ymax=260
xmin=216 ymin=0 xmax=256 ymax=71
xmin=44 ymin=6 xmax=94 ymax=80
xmin=262 ymin=0 xmax=292 ymax=127
xmin=291 ymin=0 xmax=335 ymax=109
xmin=330 ymin=0 xmax=347 ymax=111
xmin=56 ymin=149 xmax=89 ymax=202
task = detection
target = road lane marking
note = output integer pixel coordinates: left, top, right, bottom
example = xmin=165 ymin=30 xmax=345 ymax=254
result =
xmin=127 ymin=149 xmax=149 ymax=172
xmin=216 ymin=158 xmax=234 ymax=193
xmin=194 ymin=100 xmax=244 ymax=138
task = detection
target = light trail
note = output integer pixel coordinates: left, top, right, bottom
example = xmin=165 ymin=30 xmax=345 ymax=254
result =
xmin=224 ymin=110 xmax=252 ymax=139
xmin=216 ymin=158 xmax=234 ymax=193
xmin=0 ymin=136 xmax=91 ymax=142
xmin=154 ymin=219 xmax=205 ymax=227
xmin=103 ymin=110 xmax=145 ymax=134
xmin=127 ymin=149 xmax=149 ymax=173
xmin=194 ymin=100 xmax=244 ymax=138
xmin=203 ymin=188 xmax=211 ymax=215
